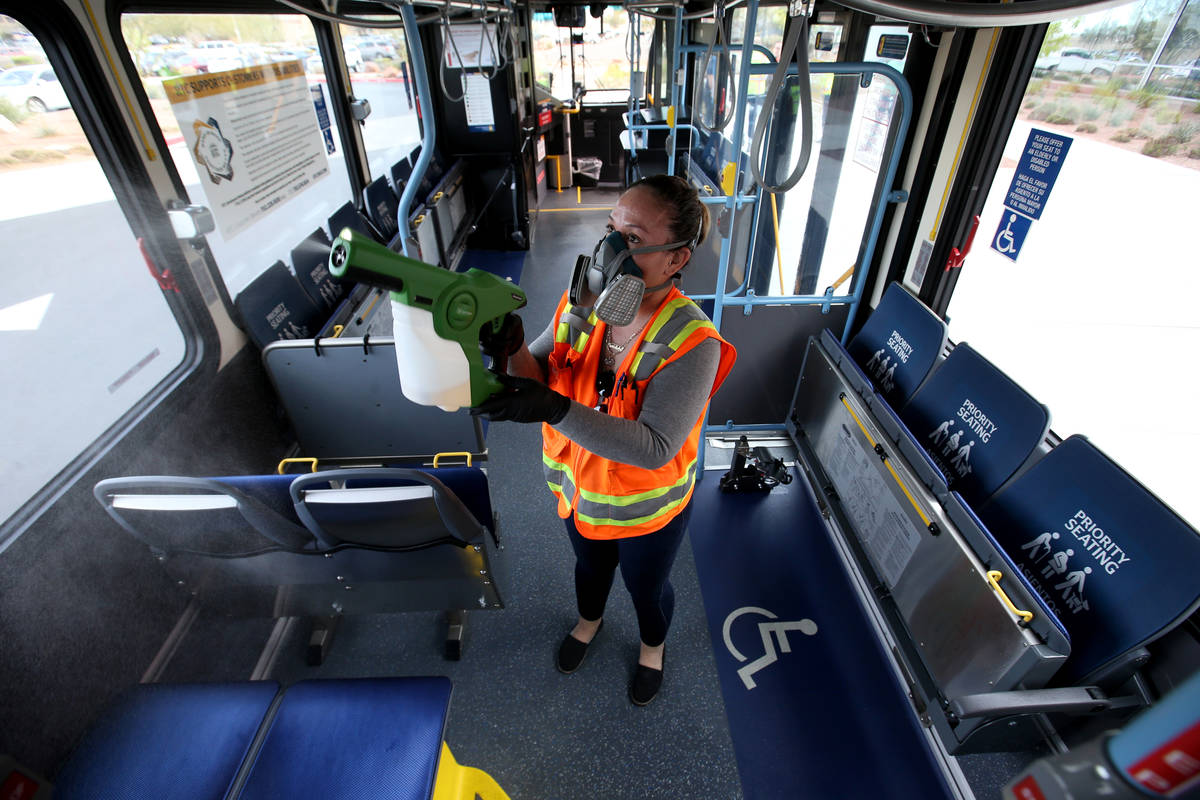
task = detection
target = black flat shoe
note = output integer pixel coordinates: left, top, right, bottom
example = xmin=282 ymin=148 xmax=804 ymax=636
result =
xmin=556 ymin=619 xmax=603 ymax=674
xmin=629 ymin=645 xmax=665 ymax=706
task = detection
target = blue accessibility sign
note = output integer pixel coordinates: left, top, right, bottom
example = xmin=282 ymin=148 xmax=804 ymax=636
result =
xmin=991 ymin=210 xmax=1034 ymax=261
xmin=1003 ymin=128 xmax=1072 ymax=220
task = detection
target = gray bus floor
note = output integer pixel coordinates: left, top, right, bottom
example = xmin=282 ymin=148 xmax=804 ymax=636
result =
xmin=154 ymin=185 xmax=742 ymax=800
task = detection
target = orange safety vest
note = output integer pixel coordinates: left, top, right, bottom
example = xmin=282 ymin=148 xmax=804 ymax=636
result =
xmin=542 ymin=287 xmax=736 ymax=540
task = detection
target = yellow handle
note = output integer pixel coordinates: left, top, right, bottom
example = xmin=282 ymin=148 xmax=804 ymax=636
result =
xmin=414 ymin=214 xmax=426 ymax=225
xmin=331 ymin=324 xmax=345 ymax=338
xmin=433 ymin=451 xmax=472 ymax=468
xmin=277 ymin=457 xmax=318 ymax=475
xmin=987 ymin=570 xmax=1034 ymax=624
xmin=667 ymin=105 xmax=676 ymax=128
xmin=433 ymin=192 xmax=445 ymax=203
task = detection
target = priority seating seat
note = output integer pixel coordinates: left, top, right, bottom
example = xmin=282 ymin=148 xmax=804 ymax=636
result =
xmin=845 ymin=282 xmax=948 ymax=408
xmin=234 ymin=261 xmax=323 ymax=348
xmin=973 ymin=434 xmax=1200 ymax=687
xmin=52 ymin=677 xmax=509 ymax=800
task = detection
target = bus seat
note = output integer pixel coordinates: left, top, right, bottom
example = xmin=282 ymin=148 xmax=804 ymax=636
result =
xmin=391 ymin=157 xmax=414 ymax=194
xmin=290 ymin=468 xmax=489 ymax=550
xmin=899 ymin=343 xmax=1050 ymax=506
xmin=846 ymin=282 xmax=948 ymax=408
xmin=974 ymin=434 xmax=1200 ymax=688
xmin=261 ymin=337 xmax=483 ymax=462
xmin=53 ymin=681 xmax=281 ymax=800
xmin=290 ymin=228 xmax=347 ymax=313
xmin=819 ymin=328 xmax=875 ymax=401
xmin=363 ymin=176 xmax=400 ymax=243
xmin=234 ymin=261 xmax=324 ymax=348
xmin=327 ymin=200 xmax=375 ymax=243
xmin=93 ymin=474 xmax=315 ymax=555
xmin=53 ymin=678 xmax=496 ymax=800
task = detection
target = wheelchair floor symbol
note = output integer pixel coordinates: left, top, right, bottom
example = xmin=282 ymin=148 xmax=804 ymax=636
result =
xmin=723 ymin=607 xmax=818 ymax=690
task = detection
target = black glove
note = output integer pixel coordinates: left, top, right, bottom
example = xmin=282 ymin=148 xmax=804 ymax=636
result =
xmin=479 ymin=313 xmax=524 ymax=359
xmin=471 ymin=374 xmax=571 ymax=424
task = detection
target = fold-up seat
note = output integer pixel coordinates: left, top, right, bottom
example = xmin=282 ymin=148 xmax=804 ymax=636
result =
xmin=234 ymin=261 xmax=323 ymax=348
xmin=363 ymin=175 xmax=400 ymax=244
xmin=845 ymin=282 xmax=948 ymax=408
xmin=290 ymin=228 xmax=347 ymax=313
xmin=327 ymin=200 xmax=375 ymax=242
xmin=898 ymin=343 xmax=1050 ymax=506
xmin=974 ymin=434 xmax=1200 ymax=687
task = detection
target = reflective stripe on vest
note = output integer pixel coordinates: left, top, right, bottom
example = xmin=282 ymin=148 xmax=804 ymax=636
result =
xmin=544 ymin=451 xmax=699 ymax=529
xmin=555 ymin=304 xmax=596 ymax=354
xmin=629 ymin=297 xmax=717 ymax=382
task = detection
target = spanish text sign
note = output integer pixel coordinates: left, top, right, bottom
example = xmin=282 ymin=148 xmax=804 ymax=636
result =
xmin=164 ymin=61 xmax=330 ymax=238
xmin=1003 ymin=128 xmax=1072 ymax=220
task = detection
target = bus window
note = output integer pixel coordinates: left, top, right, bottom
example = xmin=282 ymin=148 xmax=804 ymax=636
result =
xmin=530 ymin=7 xmax=635 ymax=103
xmin=122 ymin=12 xmax=351 ymax=297
xmin=337 ymin=23 xmax=420 ymax=181
xmin=944 ymin=0 xmax=1200 ymax=527
xmin=0 ymin=15 xmax=186 ymax=532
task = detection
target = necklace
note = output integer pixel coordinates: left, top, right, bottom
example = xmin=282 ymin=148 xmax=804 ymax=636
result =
xmin=603 ymin=317 xmax=648 ymax=369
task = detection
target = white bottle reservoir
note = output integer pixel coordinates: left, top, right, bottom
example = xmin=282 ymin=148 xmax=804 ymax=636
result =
xmin=391 ymin=298 xmax=472 ymax=412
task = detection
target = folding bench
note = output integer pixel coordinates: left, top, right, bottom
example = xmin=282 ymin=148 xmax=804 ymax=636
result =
xmin=391 ymin=156 xmax=414 ymax=195
xmin=327 ymin=200 xmax=376 ymax=243
xmin=233 ymin=261 xmax=323 ymax=348
xmin=53 ymin=678 xmax=510 ymax=800
xmin=94 ymin=465 xmax=502 ymax=663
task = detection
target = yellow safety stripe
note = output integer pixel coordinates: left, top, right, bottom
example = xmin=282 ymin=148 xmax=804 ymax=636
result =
xmin=575 ymin=492 xmax=692 ymax=528
xmin=543 ymin=453 xmax=698 ymax=524
xmin=838 ymin=395 xmax=932 ymax=528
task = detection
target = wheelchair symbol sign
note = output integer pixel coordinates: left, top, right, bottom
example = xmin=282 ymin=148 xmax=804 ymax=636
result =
xmin=991 ymin=211 xmax=1033 ymax=262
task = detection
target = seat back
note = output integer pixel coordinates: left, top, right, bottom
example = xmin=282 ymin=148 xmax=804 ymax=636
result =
xmin=847 ymin=282 xmax=948 ymax=408
xmin=94 ymin=475 xmax=314 ymax=555
xmin=362 ymin=176 xmax=399 ymax=242
xmin=234 ymin=261 xmax=323 ymax=348
xmin=290 ymin=228 xmax=346 ymax=313
xmin=327 ymin=201 xmax=373 ymax=242
xmin=390 ymin=157 xmax=413 ymax=194
xmin=290 ymin=468 xmax=486 ymax=548
xmin=978 ymin=435 xmax=1200 ymax=685
xmin=899 ymin=343 xmax=1050 ymax=506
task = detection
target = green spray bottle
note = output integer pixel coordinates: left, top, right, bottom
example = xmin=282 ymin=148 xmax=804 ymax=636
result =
xmin=328 ymin=229 xmax=526 ymax=411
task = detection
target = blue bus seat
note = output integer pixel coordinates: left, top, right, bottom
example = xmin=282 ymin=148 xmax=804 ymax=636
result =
xmin=233 ymin=261 xmax=323 ymax=348
xmin=328 ymin=200 xmax=376 ymax=242
xmin=899 ymin=343 xmax=1050 ymax=506
xmin=391 ymin=157 xmax=413 ymax=194
xmin=93 ymin=474 xmax=314 ymax=555
xmin=53 ymin=678 xmax=474 ymax=800
xmin=53 ymin=681 xmax=281 ymax=800
xmin=291 ymin=468 xmax=489 ymax=549
xmin=290 ymin=228 xmax=347 ymax=313
xmin=975 ymin=435 xmax=1200 ymax=687
xmin=846 ymin=282 xmax=948 ymax=408
xmin=363 ymin=175 xmax=400 ymax=243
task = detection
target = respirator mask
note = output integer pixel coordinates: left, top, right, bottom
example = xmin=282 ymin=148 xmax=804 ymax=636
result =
xmin=568 ymin=230 xmax=691 ymax=326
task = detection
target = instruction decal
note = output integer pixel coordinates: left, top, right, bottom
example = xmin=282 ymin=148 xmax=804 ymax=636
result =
xmin=992 ymin=128 xmax=1071 ymax=261
xmin=164 ymin=61 xmax=330 ymax=238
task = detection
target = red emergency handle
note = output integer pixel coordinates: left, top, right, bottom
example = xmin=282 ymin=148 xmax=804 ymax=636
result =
xmin=945 ymin=214 xmax=981 ymax=272
xmin=138 ymin=237 xmax=179 ymax=293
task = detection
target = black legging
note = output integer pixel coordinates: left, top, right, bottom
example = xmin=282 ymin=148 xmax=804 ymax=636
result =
xmin=564 ymin=503 xmax=693 ymax=647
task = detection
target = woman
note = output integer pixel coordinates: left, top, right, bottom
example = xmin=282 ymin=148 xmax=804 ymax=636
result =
xmin=474 ymin=174 xmax=736 ymax=706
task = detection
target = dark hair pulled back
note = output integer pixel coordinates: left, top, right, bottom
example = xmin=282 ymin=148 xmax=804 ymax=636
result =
xmin=627 ymin=174 xmax=710 ymax=251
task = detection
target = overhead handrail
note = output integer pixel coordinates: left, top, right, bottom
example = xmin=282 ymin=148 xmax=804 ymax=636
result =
xmin=748 ymin=2 xmax=813 ymax=193
xmin=693 ymin=0 xmax=737 ymax=133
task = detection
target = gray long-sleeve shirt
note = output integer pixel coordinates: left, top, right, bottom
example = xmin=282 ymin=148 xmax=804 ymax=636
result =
xmin=529 ymin=320 xmax=721 ymax=470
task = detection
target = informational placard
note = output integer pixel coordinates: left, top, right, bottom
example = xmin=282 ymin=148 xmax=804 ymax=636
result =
xmin=991 ymin=128 xmax=1072 ymax=262
xmin=310 ymin=84 xmax=336 ymax=155
xmin=444 ymin=23 xmax=497 ymax=68
xmin=1003 ymin=128 xmax=1071 ymax=220
xmin=164 ymin=61 xmax=330 ymax=239
xmin=462 ymin=72 xmax=496 ymax=132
